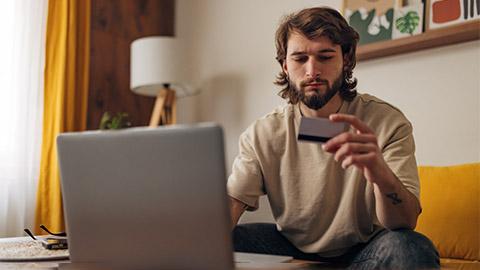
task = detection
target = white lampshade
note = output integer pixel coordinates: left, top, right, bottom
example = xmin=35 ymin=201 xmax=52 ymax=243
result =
xmin=130 ymin=36 xmax=189 ymax=97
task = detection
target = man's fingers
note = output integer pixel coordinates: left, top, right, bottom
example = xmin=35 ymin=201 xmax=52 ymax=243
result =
xmin=341 ymin=152 xmax=376 ymax=169
xmin=323 ymin=132 xmax=377 ymax=153
xmin=334 ymin=143 xmax=377 ymax=163
xmin=329 ymin=114 xmax=374 ymax=134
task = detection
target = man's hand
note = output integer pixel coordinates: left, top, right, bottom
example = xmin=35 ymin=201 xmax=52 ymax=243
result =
xmin=321 ymin=113 xmax=420 ymax=229
xmin=321 ymin=113 xmax=392 ymax=190
xmin=229 ymin=196 xmax=247 ymax=230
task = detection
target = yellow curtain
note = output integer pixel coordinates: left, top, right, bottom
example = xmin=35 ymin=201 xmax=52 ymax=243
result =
xmin=35 ymin=0 xmax=90 ymax=234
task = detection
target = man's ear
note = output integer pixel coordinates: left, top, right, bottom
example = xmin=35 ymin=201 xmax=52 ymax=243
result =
xmin=282 ymin=61 xmax=289 ymax=76
xmin=343 ymin=50 xmax=353 ymax=71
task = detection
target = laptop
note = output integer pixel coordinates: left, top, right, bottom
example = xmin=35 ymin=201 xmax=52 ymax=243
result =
xmin=57 ymin=123 xmax=233 ymax=269
xmin=57 ymin=123 xmax=293 ymax=270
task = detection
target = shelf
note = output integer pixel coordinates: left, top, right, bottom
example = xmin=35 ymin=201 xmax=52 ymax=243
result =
xmin=357 ymin=20 xmax=480 ymax=61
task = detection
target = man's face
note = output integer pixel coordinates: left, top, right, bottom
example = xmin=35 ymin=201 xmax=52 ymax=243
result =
xmin=282 ymin=32 xmax=344 ymax=110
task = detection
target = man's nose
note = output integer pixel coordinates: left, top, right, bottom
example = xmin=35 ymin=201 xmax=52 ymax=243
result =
xmin=305 ymin=58 xmax=321 ymax=78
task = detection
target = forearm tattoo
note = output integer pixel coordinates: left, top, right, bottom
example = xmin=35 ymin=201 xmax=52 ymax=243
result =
xmin=386 ymin=193 xmax=402 ymax=205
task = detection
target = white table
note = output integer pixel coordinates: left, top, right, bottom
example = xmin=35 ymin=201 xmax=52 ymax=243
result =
xmin=0 ymin=237 xmax=68 ymax=269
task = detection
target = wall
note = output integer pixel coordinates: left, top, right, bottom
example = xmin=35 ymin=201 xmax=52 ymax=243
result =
xmin=88 ymin=0 xmax=175 ymax=129
xmin=176 ymin=0 xmax=480 ymax=223
xmin=355 ymin=41 xmax=480 ymax=165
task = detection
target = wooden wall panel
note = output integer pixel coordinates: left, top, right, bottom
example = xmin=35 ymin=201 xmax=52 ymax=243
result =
xmin=88 ymin=0 xmax=175 ymax=129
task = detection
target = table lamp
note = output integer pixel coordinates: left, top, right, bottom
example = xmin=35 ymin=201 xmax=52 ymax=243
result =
xmin=130 ymin=36 xmax=190 ymax=127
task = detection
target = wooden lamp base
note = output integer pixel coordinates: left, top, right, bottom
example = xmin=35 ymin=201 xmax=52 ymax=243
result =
xmin=149 ymin=87 xmax=177 ymax=127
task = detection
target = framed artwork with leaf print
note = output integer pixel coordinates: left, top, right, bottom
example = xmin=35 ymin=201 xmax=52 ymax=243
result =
xmin=343 ymin=0 xmax=425 ymax=44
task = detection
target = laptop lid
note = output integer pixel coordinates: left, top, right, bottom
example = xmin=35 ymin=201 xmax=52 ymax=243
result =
xmin=57 ymin=123 xmax=233 ymax=270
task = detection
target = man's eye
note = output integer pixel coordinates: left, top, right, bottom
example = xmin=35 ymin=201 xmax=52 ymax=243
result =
xmin=292 ymin=57 xmax=308 ymax=63
xmin=318 ymin=56 xmax=333 ymax=61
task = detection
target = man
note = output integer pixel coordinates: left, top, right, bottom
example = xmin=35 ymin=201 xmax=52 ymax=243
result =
xmin=227 ymin=7 xmax=439 ymax=269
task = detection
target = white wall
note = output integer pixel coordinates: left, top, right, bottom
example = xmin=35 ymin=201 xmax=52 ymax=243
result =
xmin=176 ymin=0 xmax=480 ymax=222
xmin=355 ymin=41 xmax=480 ymax=165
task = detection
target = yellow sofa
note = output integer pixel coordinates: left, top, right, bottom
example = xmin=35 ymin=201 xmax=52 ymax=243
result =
xmin=416 ymin=163 xmax=479 ymax=270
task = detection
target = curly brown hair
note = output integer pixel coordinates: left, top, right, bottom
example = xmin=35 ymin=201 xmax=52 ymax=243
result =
xmin=274 ymin=7 xmax=359 ymax=104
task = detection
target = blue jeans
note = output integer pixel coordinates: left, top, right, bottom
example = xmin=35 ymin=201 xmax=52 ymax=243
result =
xmin=233 ymin=223 xmax=440 ymax=269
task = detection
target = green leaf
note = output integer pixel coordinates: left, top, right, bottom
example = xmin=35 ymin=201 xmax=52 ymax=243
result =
xmin=395 ymin=11 xmax=420 ymax=35
xmin=99 ymin=112 xmax=111 ymax=130
xmin=98 ymin=111 xmax=131 ymax=130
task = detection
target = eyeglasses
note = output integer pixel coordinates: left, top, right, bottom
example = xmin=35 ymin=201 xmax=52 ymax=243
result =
xmin=24 ymin=224 xmax=66 ymax=239
xmin=24 ymin=225 xmax=68 ymax=250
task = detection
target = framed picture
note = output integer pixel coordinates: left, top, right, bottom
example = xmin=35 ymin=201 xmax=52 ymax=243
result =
xmin=343 ymin=0 xmax=425 ymax=44
xmin=393 ymin=1 xmax=424 ymax=39
xmin=343 ymin=0 xmax=397 ymax=45
xmin=426 ymin=0 xmax=480 ymax=30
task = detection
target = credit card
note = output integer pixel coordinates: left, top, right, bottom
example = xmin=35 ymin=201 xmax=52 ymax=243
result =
xmin=298 ymin=116 xmax=346 ymax=143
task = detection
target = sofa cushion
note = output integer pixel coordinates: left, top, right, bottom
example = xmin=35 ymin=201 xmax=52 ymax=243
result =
xmin=416 ymin=163 xmax=479 ymax=261
xmin=440 ymin=258 xmax=480 ymax=270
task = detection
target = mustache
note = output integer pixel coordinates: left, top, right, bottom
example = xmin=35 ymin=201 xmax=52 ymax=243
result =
xmin=300 ymin=78 xmax=329 ymax=87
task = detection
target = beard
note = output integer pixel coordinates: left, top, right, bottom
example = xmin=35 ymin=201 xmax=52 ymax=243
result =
xmin=291 ymin=73 xmax=343 ymax=110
